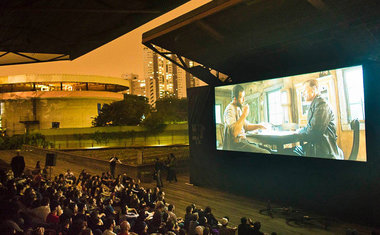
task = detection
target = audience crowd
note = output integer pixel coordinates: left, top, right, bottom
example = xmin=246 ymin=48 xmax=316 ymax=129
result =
xmin=0 ymin=164 xmax=270 ymax=235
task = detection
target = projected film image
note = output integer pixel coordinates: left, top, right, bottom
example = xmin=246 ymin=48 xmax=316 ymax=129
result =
xmin=215 ymin=65 xmax=367 ymax=162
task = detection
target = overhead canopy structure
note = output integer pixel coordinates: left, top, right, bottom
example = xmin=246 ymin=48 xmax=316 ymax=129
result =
xmin=0 ymin=0 xmax=189 ymax=66
xmin=142 ymin=0 xmax=380 ymax=84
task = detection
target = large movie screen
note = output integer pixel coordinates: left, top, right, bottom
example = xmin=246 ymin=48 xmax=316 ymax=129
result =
xmin=215 ymin=65 xmax=367 ymax=162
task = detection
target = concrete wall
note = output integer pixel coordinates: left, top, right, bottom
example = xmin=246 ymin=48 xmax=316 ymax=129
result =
xmin=30 ymin=124 xmax=189 ymax=149
xmin=2 ymin=98 xmax=117 ymax=135
xmin=23 ymin=145 xmax=189 ymax=183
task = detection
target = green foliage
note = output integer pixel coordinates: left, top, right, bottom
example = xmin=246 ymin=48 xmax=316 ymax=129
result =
xmin=90 ymin=131 xmax=110 ymax=144
xmin=141 ymin=112 xmax=167 ymax=135
xmin=91 ymin=94 xmax=187 ymax=137
xmin=0 ymin=133 xmax=50 ymax=150
xmin=155 ymin=97 xmax=188 ymax=123
xmin=92 ymin=95 xmax=150 ymax=127
xmin=90 ymin=130 xmax=136 ymax=144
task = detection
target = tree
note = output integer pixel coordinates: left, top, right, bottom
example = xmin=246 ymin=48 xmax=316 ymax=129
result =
xmin=155 ymin=97 xmax=188 ymax=123
xmin=141 ymin=111 xmax=167 ymax=134
xmin=92 ymin=95 xmax=150 ymax=127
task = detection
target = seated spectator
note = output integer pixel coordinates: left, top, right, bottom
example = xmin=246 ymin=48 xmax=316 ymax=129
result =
xmin=195 ymin=215 xmax=207 ymax=235
xmin=165 ymin=220 xmax=178 ymax=235
xmin=119 ymin=205 xmax=139 ymax=226
xmin=131 ymin=213 xmax=148 ymax=235
xmin=103 ymin=217 xmax=117 ymax=235
xmin=167 ymin=204 xmax=178 ymax=224
xmin=46 ymin=201 xmax=62 ymax=224
xmin=88 ymin=211 xmax=105 ymax=232
xmin=252 ymin=221 xmax=264 ymax=235
xmin=104 ymin=199 xmax=118 ymax=218
xmin=118 ymin=221 xmax=136 ymax=235
xmin=69 ymin=219 xmax=87 ymax=235
xmin=204 ymin=206 xmax=218 ymax=229
xmin=31 ymin=196 xmax=51 ymax=222
xmin=184 ymin=205 xmax=194 ymax=231
xmin=219 ymin=217 xmax=237 ymax=235
xmin=74 ymin=203 xmax=88 ymax=223
xmin=149 ymin=201 xmax=166 ymax=233
xmin=64 ymin=169 xmax=75 ymax=184
xmin=238 ymin=217 xmax=253 ymax=235
xmin=81 ymin=228 xmax=94 ymax=235
xmin=60 ymin=219 xmax=71 ymax=235
xmin=188 ymin=213 xmax=199 ymax=235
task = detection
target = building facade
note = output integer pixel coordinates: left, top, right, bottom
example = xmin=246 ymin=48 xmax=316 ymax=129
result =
xmin=143 ymin=46 xmax=207 ymax=106
xmin=122 ymin=73 xmax=145 ymax=97
xmin=0 ymin=74 xmax=130 ymax=135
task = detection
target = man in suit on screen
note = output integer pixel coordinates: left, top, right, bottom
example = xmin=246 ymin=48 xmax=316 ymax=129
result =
xmin=296 ymin=79 xmax=344 ymax=159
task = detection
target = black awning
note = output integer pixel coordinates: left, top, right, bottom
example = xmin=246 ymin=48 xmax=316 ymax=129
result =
xmin=143 ymin=0 xmax=380 ymax=83
xmin=0 ymin=0 xmax=189 ymax=66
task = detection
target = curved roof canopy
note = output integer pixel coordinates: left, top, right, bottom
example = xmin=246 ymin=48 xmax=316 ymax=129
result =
xmin=143 ymin=0 xmax=380 ymax=84
xmin=0 ymin=0 xmax=189 ymax=66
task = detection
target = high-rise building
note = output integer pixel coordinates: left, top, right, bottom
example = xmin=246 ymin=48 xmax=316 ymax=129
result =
xmin=143 ymin=46 xmax=207 ymax=106
xmin=122 ymin=73 xmax=145 ymax=97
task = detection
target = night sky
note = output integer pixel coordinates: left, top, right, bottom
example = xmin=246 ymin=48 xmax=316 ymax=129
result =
xmin=0 ymin=0 xmax=209 ymax=79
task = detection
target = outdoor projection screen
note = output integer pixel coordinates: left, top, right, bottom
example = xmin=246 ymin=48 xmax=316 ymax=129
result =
xmin=215 ymin=65 xmax=367 ymax=162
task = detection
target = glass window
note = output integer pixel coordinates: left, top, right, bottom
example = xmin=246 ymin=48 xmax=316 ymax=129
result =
xmin=215 ymin=104 xmax=222 ymax=124
xmin=267 ymin=89 xmax=282 ymax=125
xmin=343 ymin=66 xmax=365 ymax=121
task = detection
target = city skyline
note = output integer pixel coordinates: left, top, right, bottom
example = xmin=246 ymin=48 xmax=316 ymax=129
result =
xmin=0 ymin=0 xmax=209 ymax=79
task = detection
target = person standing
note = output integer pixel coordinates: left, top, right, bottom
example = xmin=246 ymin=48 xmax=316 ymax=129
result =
xmin=154 ymin=158 xmax=163 ymax=188
xmin=109 ymin=155 xmax=122 ymax=179
xmin=11 ymin=151 xmax=25 ymax=178
xmin=167 ymin=153 xmax=177 ymax=182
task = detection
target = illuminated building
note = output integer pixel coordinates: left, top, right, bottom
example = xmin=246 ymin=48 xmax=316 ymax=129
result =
xmin=143 ymin=46 xmax=206 ymax=106
xmin=0 ymin=74 xmax=130 ymax=135
xmin=122 ymin=73 xmax=145 ymax=97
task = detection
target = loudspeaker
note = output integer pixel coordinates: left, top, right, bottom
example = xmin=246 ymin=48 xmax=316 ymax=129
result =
xmin=45 ymin=153 xmax=56 ymax=166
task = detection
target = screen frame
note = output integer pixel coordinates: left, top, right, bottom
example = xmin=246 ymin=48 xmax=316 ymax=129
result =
xmin=213 ymin=63 xmax=369 ymax=163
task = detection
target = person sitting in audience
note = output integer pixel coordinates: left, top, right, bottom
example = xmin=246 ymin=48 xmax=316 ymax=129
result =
xmin=103 ymin=217 xmax=117 ymax=235
xmin=167 ymin=204 xmax=179 ymax=224
xmin=46 ymin=201 xmax=62 ymax=224
xmin=150 ymin=201 xmax=166 ymax=233
xmin=195 ymin=215 xmax=208 ymax=235
xmin=64 ymin=169 xmax=75 ymax=184
xmin=120 ymin=205 xmax=139 ymax=227
xmin=219 ymin=217 xmax=237 ymax=235
xmin=88 ymin=211 xmax=105 ymax=232
xmin=74 ymin=202 xmax=88 ymax=223
xmin=0 ymin=166 xmax=278 ymax=235
xmin=204 ymin=206 xmax=218 ymax=229
xmin=184 ymin=205 xmax=194 ymax=231
xmin=188 ymin=213 xmax=199 ymax=235
xmin=31 ymin=196 xmax=51 ymax=222
xmin=131 ymin=212 xmax=148 ymax=235
xmin=118 ymin=220 xmax=135 ymax=235
xmin=251 ymin=221 xmax=264 ymax=235
xmin=238 ymin=217 xmax=254 ymax=235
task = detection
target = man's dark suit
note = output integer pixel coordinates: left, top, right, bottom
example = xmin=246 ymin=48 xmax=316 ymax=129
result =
xmin=298 ymin=95 xmax=344 ymax=159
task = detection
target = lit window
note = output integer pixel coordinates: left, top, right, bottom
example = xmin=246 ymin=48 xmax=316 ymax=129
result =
xmin=342 ymin=66 xmax=365 ymax=121
xmin=267 ymin=89 xmax=282 ymax=125
xmin=215 ymin=104 xmax=222 ymax=124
